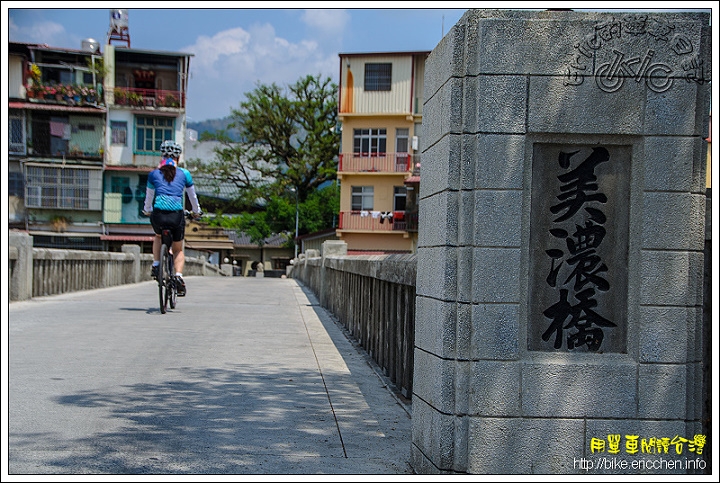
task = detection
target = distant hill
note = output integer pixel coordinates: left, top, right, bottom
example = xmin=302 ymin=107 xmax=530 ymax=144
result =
xmin=187 ymin=117 xmax=241 ymax=141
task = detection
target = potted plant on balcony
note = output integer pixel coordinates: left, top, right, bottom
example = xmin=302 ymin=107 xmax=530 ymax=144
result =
xmin=26 ymin=84 xmax=40 ymax=99
xmin=80 ymin=86 xmax=97 ymax=104
xmin=160 ymin=93 xmax=180 ymax=108
xmin=113 ymin=88 xmax=127 ymax=105
xmin=28 ymin=63 xmax=41 ymax=84
xmin=50 ymin=216 xmax=69 ymax=233
xmin=42 ymin=85 xmax=58 ymax=101
xmin=128 ymin=91 xmax=144 ymax=106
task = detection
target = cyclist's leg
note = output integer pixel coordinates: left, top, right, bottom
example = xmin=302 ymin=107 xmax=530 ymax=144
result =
xmin=149 ymin=212 xmax=163 ymax=278
xmin=171 ymin=212 xmax=186 ymax=275
xmin=172 ymin=240 xmax=185 ymax=274
xmin=172 ymin=240 xmax=186 ymax=296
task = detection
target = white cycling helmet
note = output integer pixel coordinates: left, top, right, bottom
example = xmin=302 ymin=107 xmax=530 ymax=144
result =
xmin=160 ymin=140 xmax=182 ymax=158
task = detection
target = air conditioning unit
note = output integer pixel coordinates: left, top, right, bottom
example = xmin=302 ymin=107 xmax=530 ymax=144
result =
xmin=412 ymin=136 xmax=418 ymax=151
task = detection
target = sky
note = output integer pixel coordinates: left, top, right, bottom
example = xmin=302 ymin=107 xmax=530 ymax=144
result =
xmin=5 ymin=2 xmax=715 ymax=122
xmin=5 ymin=2 xmax=470 ymax=122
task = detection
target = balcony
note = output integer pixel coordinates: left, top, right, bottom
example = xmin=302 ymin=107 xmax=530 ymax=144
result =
xmin=27 ymin=114 xmax=104 ymax=162
xmin=339 ymin=153 xmax=413 ymax=173
xmin=338 ymin=211 xmax=407 ymax=232
xmin=26 ymin=83 xmax=103 ymax=107
xmin=112 ymin=87 xmax=184 ymax=109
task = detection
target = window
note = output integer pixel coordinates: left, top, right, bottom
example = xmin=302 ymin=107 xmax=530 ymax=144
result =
xmin=364 ymin=63 xmax=392 ymax=91
xmin=395 ymin=128 xmax=409 ymax=171
xmin=394 ymin=186 xmax=407 ymax=211
xmin=25 ymin=166 xmax=101 ymax=210
xmin=111 ymin=121 xmax=128 ymax=145
xmin=135 ymin=116 xmax=174 ymax=153
xmin=9 ymin=113 xmax=25 ymax=154
xmin=9 ymin=172 xmax=24 ymax=198
xmin=353 ymin=128 xmax=386 ymax=156
xmin=351 ymin=186 xmax=374 ymax=211
xmin=111 ymin=176 xmax=132 ymax=203
xmin=395 ymin=128 xmax=409 ymax=154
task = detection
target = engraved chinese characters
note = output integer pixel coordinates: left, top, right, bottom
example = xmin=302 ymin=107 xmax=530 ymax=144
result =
xmin=529 ymin=144 xmax=631 ymax=352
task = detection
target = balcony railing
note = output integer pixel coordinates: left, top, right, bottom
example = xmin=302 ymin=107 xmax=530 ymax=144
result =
xmin=339 ymin=153 xmax=413 ymax=173
xmin=338 ymin=211 xmax=407 ymax=231
xmin=26 ymin=83 xmax=103 ymax=107
xmin=113 ymin=87 xmax=184 ymax=109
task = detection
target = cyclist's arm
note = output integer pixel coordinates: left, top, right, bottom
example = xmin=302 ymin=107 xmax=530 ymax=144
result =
xmin=143 ymin=186 xmax=155 ymax=214
xmin=185 ymin=184 xmax=201 ymax=215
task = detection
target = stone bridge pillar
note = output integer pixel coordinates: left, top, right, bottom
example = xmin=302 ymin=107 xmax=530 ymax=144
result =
xmin=413 ymin=9 xmax=711 ymax=474
xmin=10 ymin=231 xmax=34 ymax=301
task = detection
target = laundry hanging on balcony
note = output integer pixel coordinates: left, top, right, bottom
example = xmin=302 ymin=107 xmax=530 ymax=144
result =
xmin=50 ymin=121 xmax=64 ymax=137
xmin=49 ymin=121 xmax=71 ymax=140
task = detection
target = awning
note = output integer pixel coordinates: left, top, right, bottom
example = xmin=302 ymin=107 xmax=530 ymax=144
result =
xmin=29 ymin=231 xmax=101 ymax=237
xmin=103 ymin=165 xmax=154 ymax=172
xmin=404 ymin=176 xmax=420 ymax=184
xmin=185 ymin=240 xmax=235 ymax=250
xmin=9 ymin=101 xmax=106 ymax=114
xmin=100 ymin=235 xmax=155 ymax=242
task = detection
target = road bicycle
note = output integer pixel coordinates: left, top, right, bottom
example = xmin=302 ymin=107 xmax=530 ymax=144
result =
xmin=157 ymin=210 xmax=194 ymax=314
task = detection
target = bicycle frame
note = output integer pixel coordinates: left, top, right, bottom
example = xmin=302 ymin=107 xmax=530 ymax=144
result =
xmin=158 ymin=227 xmax=177 ymax=314
xmin=157 ymin=210 xmax=194 ymax=314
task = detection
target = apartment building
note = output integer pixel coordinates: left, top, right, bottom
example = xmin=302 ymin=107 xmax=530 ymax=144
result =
xmin=7 ymin=36 xmax=192 ymax=252
xmin=102 ymin=43 xmax=192 ymax=251
xmin=336 ymin=51 xmax=428 ymax=254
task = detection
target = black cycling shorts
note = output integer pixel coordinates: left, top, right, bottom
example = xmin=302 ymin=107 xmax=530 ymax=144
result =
xmin=150 ymin=210 xmax=185 ymax=242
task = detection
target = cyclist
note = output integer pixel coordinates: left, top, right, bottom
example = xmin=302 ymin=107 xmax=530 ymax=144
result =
xmin=142 ymin=140 xmax=202 ymax=296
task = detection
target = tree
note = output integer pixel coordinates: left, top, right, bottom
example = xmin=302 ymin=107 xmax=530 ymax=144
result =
xmin=188 ymin=74 xmax=340 ymax=209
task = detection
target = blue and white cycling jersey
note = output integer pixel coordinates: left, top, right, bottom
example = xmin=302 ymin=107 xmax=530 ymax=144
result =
xmin=144 ymin=167 xmax=200 ymax=212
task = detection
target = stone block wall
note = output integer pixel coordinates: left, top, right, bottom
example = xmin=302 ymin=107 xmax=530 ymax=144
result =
xmin=413 ymin=9 xmax=711 ymax=474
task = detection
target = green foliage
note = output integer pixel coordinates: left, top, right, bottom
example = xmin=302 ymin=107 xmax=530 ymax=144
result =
xmin=189 ymin=74 xmax=341 ymax=242
xmin=190 ymin=74 xmax=340 ymax=207
xmin=207 ymin=212 xmax=272 ymax=247
xmin=204 ymin=182 xmax=339 ymax=250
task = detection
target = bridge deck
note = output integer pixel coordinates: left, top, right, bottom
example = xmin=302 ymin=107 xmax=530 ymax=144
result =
xmin=8 ymin=276 xmax=412 ymax=474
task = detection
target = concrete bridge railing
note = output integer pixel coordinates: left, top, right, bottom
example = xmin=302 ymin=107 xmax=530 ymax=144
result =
xmin=9 ymin=231 xmax=225 ymax=302
xmin=291 ymin=240 xmax=417 ymax=399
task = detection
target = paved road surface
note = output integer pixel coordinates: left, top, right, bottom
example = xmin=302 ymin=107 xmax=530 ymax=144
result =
xmin=7 ymin=276 xmax=412 ymax=475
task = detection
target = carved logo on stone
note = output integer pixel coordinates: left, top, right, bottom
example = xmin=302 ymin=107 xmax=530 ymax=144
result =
xmin=563 ymin=15 xmax=709 ymax=92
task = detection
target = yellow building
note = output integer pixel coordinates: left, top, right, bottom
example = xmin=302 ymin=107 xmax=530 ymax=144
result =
xmin=336 ymin=51 xmax=428 ymax=254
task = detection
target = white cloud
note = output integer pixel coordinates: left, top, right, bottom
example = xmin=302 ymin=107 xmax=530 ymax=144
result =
xmin=8 ymin=17 xmax=73 ymax=47
xmin=183 ymin=22 xmax=339 ymax=121
xmin=301 ymin=9 xmax=350 ymax=37
xmin=185 ymin=27 xmax=252 ymax=76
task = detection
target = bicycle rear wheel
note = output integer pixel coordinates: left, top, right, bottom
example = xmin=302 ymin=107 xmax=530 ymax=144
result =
xmin=167 ymin=253 xmax=177 ymax=309
xmin=159 ymin=244 xmax=169 ymax=314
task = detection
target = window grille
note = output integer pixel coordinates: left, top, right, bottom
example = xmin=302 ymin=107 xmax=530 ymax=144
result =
xmin=25 ymin=165 xmax=101 ymax=210
xmin=364 ymin=63 xmax=392 ymax=91
xmin=111 ymin=121 xmax=128 ymax=145
xmin=9 ymin=113 xmax=25 ymax=154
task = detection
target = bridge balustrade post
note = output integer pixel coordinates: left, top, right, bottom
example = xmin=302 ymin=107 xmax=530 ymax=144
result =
xmin=121 ymin=244 xmax=141 ymax=284
xmin=10 ymin=231 xmax=34 ymax=301
xmin=320 ymin=241 xmax=347 ymax=307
